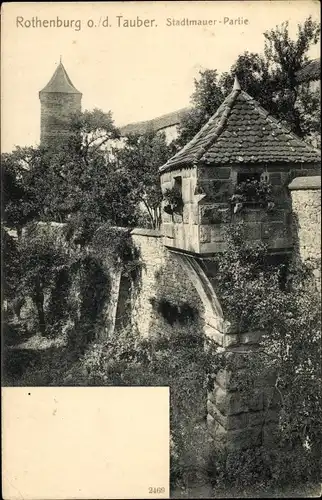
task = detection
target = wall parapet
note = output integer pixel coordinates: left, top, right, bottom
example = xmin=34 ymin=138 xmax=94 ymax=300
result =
xmin=131 ymin=227 xmax=162 ymax=238
xmin=289 ymin=175 xmax=321 ymax=290
xmin=288 ymin=175 xmax=321 ymax=191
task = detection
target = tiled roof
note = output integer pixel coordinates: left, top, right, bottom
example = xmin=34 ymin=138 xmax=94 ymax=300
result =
xmin=40 ymin=62 xmax=82 ymax=94
xmin=296 ymin=58 xmax=321 ymax=84
xmin=120 ymin=108 xmax=190 ymax=136
xmin=160 ymin=78 xmax=321 ymax=172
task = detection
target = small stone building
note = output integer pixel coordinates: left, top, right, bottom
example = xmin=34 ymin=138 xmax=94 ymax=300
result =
xmin=39 ymin=61 xmax=82 ymax=147
xmin=159 ymin=77 xmax=320 ymax=255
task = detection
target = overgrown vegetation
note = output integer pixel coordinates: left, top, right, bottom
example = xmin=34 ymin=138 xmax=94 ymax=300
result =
xmin=2 ymin=14 xmax=321 ymax=498
xmin=175 ymin=16 xmax=320 ymax=148
xmin=3 ymin=219 xmax=321 ymax=495
xmin=209 ymin=223 xmax=321 ymax=490
xmin=230 ymin=179 xmax=275 ymax=213
xmin=115 ymin=130 xmax=174 ymax=229
xmin=2 ymin=222 xmax=142 ymax=361
xmin=163 ymin=185 xmax=184 ymax=216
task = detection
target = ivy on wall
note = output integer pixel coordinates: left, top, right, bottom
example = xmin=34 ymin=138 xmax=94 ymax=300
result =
xmin=5 ymin=222 xmax=143 ymax=354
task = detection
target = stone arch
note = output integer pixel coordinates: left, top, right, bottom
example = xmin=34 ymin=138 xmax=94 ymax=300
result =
xmin=169 ymin=250 xmax=229 ymax=346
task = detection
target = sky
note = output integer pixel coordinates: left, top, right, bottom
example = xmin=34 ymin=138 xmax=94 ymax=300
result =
xmin=1 ymin=1 xmax=320 ymax=152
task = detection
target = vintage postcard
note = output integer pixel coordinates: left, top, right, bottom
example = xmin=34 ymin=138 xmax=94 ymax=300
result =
xmin=1 ymin=1 xmax=321 ymax=499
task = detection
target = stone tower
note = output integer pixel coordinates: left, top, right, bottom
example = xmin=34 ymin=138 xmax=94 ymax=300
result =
xmin=39 ymin=60 xmax=82 ymax=146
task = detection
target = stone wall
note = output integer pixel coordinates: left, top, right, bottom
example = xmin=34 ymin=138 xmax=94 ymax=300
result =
xmin=130 ymin=228 xmax=205 ymax=337
xmin=197 ymin=164 xmax=315 ymax=254
xmin=207 ymin=346 xmax=280 ymax=452
xmin=130 ymin=227 xmax=278 ymax=453
xmin=130 ymin=228 xmax=232 ymax=342
xmin=160 ymin=163 xmax=319 ymax=255
xmin=160 ymin=166 xmax=201 ymax=253
xmin=16 ymin=191 xmax=321 ymax=453
xmin=289 ymin=175 xmax=321 ymax=289
xmin=130 ymin=228 xmax=166 ymax=337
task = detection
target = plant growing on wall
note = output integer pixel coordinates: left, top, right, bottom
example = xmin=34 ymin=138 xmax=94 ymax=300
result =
xmin=212 ymin=222 xmax=321 ymax=488
xmin=16 ymin=223 xmax=71 ymax=336
xmin=163 ymin=185 xmax=184 ymax=215
xmin=230 ymin=179 xmax=275 ymax=213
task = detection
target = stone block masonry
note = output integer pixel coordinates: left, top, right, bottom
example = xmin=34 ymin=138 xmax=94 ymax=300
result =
xmin=130 ymin=229 xmax=168 ymax=337
xmin=130 ymin=228 xmax=278 ymax=454
xmin=40 ymin=92 xmax=82 ymax=146
xmin=289 ymin=176 xmax=321 ymax=289
xmin=130 ymin=228 xmax=205 ymax=337
xmin=207 ymin=349 xmax=280 ymax=452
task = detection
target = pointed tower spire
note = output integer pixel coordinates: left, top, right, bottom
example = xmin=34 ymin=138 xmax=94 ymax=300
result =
xmin=40 ymin=61 xmax=81 ymax=94
xmin=233 ymin=74 xmax=241 ymax=91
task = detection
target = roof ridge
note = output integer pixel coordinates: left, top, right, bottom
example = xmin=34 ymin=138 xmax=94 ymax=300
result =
xmin=120 ymin=107 xmax=190 ymax=135
xmin=159 ymin=95 xmax=234 ymax=172
xmin=194 ymin=89 xmax=240 ymax=164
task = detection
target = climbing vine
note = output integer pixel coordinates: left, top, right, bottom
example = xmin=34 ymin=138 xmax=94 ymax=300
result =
xmin=7 ymin=221 xmax=142 ymax=349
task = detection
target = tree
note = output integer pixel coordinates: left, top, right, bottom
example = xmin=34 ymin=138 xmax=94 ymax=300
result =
xmin=2 ymin=227 xmax=21 ymax=306
xmin=176 ymin=16 xmax=320 ymax=146
xmin=116 ymin=130 xmax=174 ymax=229
xmin=16 ymin=224 xmax=70 ymax=335
xmin=1 ymin=146 xmax=45 ymax=233
xmin=262 ymin=16 xmax=320 ymax=137
xmin=175 ymin=70 xmax=224 ymax=149
xmin=1 ymin=109 xmax=142 ymax=242
xmin=34 ymin=107 xmax=123 ymax=229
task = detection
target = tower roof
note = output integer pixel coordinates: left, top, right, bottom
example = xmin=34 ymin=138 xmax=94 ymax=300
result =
xmin=160 ymin=80 xmax=321 ymax=172
xmin=39 ymin=62 xmax=81 ymax=94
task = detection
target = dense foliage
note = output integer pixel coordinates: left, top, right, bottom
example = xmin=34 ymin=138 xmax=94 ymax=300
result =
xmin=2 ymin=110 xmax=141 ymax=239
xmin=115 ymin=130 xmax=174 ymax=228
xmin=213 ymin=223 xmax=321 ymax=487
xmin=175 ymin=16 xmax=320 ymax=147
xmin=2 ymin=14 xmax=321 ymax=497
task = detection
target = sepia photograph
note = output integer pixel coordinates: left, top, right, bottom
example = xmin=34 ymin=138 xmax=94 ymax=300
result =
xmin=1 ymin=1 xmax=321 ymax=498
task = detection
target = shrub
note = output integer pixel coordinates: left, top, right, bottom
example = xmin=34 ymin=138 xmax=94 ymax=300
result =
xmin=210 ymin=222 xmax=322 ymax=490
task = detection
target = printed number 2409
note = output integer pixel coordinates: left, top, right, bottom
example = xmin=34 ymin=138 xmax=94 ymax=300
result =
xmin=148 ymin=487 xmax=165 ymax=494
